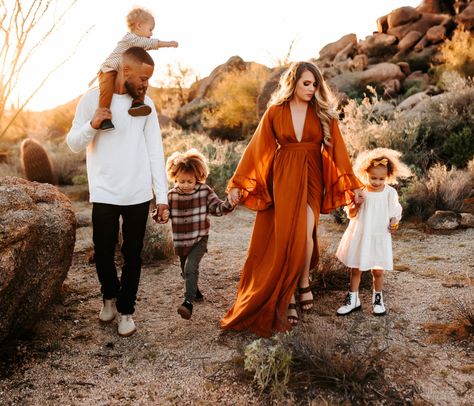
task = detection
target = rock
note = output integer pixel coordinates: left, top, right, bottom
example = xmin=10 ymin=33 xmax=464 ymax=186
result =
xmin=359 ymin=62 xmax=406 ymax=84
xmin=387 ymin=7 xmax=421 ymax=29
xmin=0 ymin=177 xmax=76 ymax=343
xmin=426 ymin=210 xmax=459 ymax=229
xmin=388 ymin=13 xmax=451 ymax=40
xmin=75 ymin=211 xmax=91 ymax=228
xmin=352 ymin=54 xmax=368 ymax=71
xmin=175 ymin=98 xmax=212 ymax=129
xmin=403 ymin=71 xmax=430 ymax=91
xmin=377 ymin=14 xmax=389 ymax=33
xmin=398 ymin=30 xmax=423 ymax=52
xmin=373 ymin=100 xmax=396 ymax=119
xmin=256 ymin=67 xmax=286 ymax=118
xmin=426 ymin=25 xmax=446 ymax=43
xmin=417 ymin=0 xmax=456 ymax=14
xmin=397 ymin=91 xmax=430 ymax=110
xmin=383 ymin=79 xmax=401 ymax=97
xmin=456 ymin=1 xmax=474 ymax=29
xmin=459 ymin=212 xmax=474 ymax=228
xmin=397 ymin=61 xmax=412 ymax=76
xmin=358 ymin=33 xmax=398 ymax=57
xmin=318 ymin=34 xmax=357 ymax=61
xmin=141 ymin=220 xmax=174 ymax=264
xmin=334 ymin=41 xmax=356 ymax=62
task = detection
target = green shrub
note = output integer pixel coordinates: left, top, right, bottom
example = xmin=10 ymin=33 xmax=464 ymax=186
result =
xmin=443 ymin=126 xmax=474 ymax=168
xmin=244 ymin=333 xmax=292 ymax=399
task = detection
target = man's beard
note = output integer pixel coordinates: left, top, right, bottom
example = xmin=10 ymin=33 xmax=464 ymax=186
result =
xmin=124 ymin=81 xmax=146 ymax=99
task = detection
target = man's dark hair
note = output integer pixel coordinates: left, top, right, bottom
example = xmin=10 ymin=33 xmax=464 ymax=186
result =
xmin=123 ymin=47 xmax=155 ymax=66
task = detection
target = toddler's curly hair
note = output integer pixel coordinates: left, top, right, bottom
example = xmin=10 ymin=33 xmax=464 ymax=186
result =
xmin=126 ymin=7 xmax=154 ymax=31
xmin=166 ymin=149 xmax=209 ymax=183
xmin=354 ymin=148 xmax=412 ymax=184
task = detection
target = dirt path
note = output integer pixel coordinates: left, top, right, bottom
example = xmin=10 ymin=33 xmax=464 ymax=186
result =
xmin=1 ymin=203 xmax=473 ymax=405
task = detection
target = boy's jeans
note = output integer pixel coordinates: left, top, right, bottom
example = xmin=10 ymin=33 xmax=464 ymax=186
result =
xmin=179 ymin=236 xmax=208 ymax=302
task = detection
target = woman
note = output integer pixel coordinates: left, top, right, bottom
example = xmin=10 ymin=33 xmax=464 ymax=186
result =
xmin=221 ymin=61 xmax=363 ymax=337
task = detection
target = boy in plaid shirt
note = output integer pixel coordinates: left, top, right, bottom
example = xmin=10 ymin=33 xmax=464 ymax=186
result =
xmin=156 ymin=149 xmax=235 ymax=319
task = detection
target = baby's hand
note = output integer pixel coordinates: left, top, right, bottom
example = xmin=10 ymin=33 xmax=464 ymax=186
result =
xmin=388 ymin=218 xmax=399 ymax=234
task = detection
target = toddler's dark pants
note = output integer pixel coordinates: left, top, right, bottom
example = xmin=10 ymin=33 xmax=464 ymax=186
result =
xmin=179 ymin=236 xmax=208 ymax=302
xmin=92 ymin=201 xmax=150 ymax=314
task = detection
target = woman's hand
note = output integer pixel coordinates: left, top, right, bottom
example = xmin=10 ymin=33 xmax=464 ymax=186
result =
xmin=228 ymin=188 xmax=242 ymax=207
xmin=353 ymin=188 xmax=364 ymax=205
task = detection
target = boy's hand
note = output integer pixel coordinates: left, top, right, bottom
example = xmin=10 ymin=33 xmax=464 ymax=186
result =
xmin=388 ymin=217 xmax=399 ymax=234
xmin=228 ymin=188 xmax=241 ymax=207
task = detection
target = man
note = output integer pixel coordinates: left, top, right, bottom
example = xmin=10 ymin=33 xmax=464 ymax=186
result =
xmin=67 ymin=47 xmax=168 ymax=337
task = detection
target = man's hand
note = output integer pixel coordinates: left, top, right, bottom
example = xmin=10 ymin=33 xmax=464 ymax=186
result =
xmin=90 ymin=107 xmax=112 ymax=129
xmin=169 ymin=41 xmax=178 ymax=48
xmin=152 ymin=204 xmax=170 ymax=223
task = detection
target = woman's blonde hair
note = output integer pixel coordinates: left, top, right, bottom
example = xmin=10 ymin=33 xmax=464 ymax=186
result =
xmin=126 ymin=7 xmax=154 ymax=31
xmin=269 ymin=61 xmax=337 ymax=146
xmin=354 ymin=148 xmax=412 ymax=185
xmin=166 ymin=149 xmax=209 ymax=183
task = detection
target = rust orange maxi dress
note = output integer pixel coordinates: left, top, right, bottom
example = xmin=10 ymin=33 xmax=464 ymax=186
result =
xmin=220 ymin=102 xmax=363 ymax=337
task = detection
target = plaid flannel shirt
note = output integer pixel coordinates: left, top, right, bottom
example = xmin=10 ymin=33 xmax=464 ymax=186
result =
xmin=168 ymin=183 xmax=234 ymax=256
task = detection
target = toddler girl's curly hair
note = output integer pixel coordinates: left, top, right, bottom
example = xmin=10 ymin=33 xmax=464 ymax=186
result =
xmin=166 ymin=149 xmax=209 ymax=183
xmin=354 ymin=148 xmax=412 ymax=184
xmin=126 ymin=7 xmax=154 ymax=31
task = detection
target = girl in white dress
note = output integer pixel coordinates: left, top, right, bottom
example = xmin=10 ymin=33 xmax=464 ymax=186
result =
xmin=335 ymin=148 xmax=411 ymax=316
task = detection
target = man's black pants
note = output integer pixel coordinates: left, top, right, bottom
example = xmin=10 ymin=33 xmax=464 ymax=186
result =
xmin=92 ymin=201 xmax=150 ymax=315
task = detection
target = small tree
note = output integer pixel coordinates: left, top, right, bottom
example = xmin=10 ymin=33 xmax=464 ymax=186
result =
xmin=0 ymin=0 xmax=87 ymax=138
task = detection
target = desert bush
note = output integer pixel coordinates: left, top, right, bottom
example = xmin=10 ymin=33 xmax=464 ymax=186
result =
xmin=402 ymin=163 xmax=474 ymax=219
xmin=443 ymin=126 xmax=474 ymax=168
xmin=49 ymin=141 xmax=86 ymax=186
xmin=438 ymin=27 xmax=474 ymax=77
xmin=20 ymin=138 xmax=56 ymax=184
xmin=201 ymin=64 xmax=270 ymax=141
xmin=244 ymin=333 xmax=292 ymax=399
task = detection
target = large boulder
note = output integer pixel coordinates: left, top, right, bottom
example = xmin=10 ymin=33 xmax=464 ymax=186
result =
xmin=398 ymin=30 xmax=423 ymax=52
xmin=387 ymin=7 xmax=422 ymax=29
xmin=256 ymin=67 xmax=286 ymax=118
xmin=318 ymin=34 xmax=357 ymax=61
xmin=426 ymin=210 xmax=460 ymax=229
xmin=358 ymin=33 xmax=398 ymax=57
xmin=417 ymin=0 xmax=456 ymax=14
xmin=358 ymin=62 xmax=406 ymax=84
xmin=0 ymin=177 xmax=76 ymax=343
xmin=456 ymin=1 xmax=474 ymax=29
xmin=426 ymin=24 xmax=446 ymax=43
xmin=396 ymin=91 xmax=430 ymax=110
xmin=388 ymin=13 xmax=451 ymax=40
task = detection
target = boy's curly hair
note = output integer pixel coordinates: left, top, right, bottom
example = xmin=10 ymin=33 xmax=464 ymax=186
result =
xmin=126 ymin=7 xmax=154 ymax=31
xmin=354 ymin=148 xmax=412 ymax=185
xmin=166 ymin=149 xmax=209 ymax=183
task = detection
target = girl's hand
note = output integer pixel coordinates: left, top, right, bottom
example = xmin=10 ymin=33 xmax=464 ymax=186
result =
xmin=388 ymin=217 xmax=399 ymax=234
xmin=353 ymin=188 xmax=364 ymax=205
xmin=228 ymin=188 xmax=241 ymax=207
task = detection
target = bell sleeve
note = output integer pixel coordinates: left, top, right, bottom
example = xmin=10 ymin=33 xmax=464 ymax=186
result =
xmin=321 ymin=118 xmax=364 ymax=214
xmin=388 ymin=187 xmax=403 ymax=221
xmin=226 ymin=107 xmax=277 ymax=211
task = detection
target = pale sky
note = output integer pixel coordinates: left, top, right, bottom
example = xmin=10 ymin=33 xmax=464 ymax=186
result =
xmin=12 ymin=0 xmax=420 ymax=111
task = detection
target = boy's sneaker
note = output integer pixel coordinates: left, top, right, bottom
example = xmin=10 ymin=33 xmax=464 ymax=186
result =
xmin=177 ymin=300 xmax=193 ymax=320
xmin=117 ymin=314 xmax=137 ymax=337
xmin=99 ymin=299 xmax=117 ymax=322
xmin=336 ymin=291 xmax=361 ymax=316
xmin=99 ymin=119 xmax=115 ymax=131
xmin=373 ymin=292 xmax=386 ymax=316
xmin=195 ymin=287 xmax=204 ymax=302
xmin=128 ymin=102 xmax=151 ymax=117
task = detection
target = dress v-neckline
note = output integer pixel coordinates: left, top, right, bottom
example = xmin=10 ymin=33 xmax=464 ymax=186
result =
xmin=288 ymin=103 xmax=309 ymax=143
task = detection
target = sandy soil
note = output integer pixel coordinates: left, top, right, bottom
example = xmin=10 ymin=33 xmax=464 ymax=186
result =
xmin=0 ymin=197 xmax=473 ymax=405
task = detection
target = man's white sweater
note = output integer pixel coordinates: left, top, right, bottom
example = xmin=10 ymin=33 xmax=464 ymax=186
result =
xmin=66 ymin=89 xmax=168 ymax=206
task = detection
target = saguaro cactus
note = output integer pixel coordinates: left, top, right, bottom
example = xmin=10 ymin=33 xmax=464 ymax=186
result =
xmin=20 ymin=138 xmax=57 ymax=185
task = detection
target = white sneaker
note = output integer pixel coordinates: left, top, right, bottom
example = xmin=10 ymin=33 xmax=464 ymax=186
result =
xmin=99 ymin=299 xmax=117 ymax=322
xmin=118 ymin=314 xmax=136 ymax=337
xmin=336 ymin=291 xmax=361 ymax=316
xmin=373 ymin=292 xmax=386 ymax=316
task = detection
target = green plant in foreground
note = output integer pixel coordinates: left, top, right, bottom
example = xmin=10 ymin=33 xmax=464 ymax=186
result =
xmin=244 ymin=333 xmax=292 ymax=399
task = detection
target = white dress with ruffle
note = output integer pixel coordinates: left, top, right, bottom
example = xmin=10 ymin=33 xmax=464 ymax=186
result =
xmin=336 ymin=184 xmax=402 ymax=271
